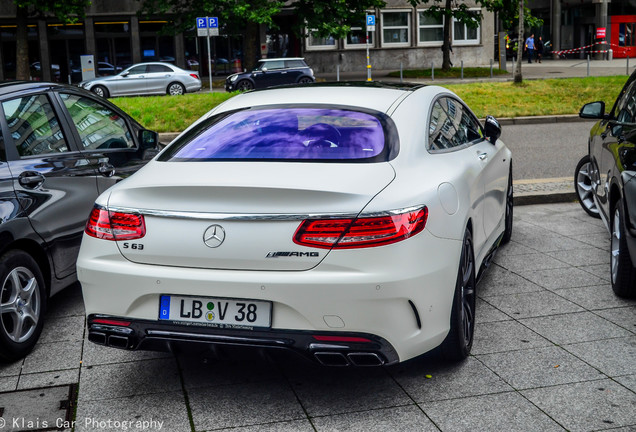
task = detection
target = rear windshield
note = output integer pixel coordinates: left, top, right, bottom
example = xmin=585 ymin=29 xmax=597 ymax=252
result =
xmin=159 ymin=107 xmax=397 ymax=162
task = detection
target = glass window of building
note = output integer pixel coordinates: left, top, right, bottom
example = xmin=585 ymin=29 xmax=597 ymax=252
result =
xmin=453 ymin=11 xmax=480 ymax=45
xmin=382 ymin=11 xmax=410 ymax=46
xmin=418 ymin=11 xmax=444 ymax=45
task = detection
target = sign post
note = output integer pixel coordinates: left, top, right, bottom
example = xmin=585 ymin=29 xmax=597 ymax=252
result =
xmin=196 ymin=16 xmax=219 ymax=92
xmin=366 ymin=15 xmax=375 ymax=82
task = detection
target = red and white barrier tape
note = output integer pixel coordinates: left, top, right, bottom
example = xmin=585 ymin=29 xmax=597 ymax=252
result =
xmin=553 ymin=40 xmax=628 ymax=55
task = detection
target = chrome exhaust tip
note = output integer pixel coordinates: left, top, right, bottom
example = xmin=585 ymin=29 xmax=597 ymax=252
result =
xmin=347 ymin=352 xmax=384 ymax=366
xmin=107 ymin=335 xmax=130 ymax=349
xmin=314 ymin=352 xmax=349 ymax=366
xmin=88 ymin=332 xmax=107 ymax=345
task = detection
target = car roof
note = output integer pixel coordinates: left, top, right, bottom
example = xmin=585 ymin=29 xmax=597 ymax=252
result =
xmin=0 ymin=81 xmax=73 ymax=97
xmin=213 ymin=81 xmax=427 ymax=115
xmin=258 ymin=58 xmax=305 ymax=62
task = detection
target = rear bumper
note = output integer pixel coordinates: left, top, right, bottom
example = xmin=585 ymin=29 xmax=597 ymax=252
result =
xmin=87 ymin=314 xmax=399 ymax=366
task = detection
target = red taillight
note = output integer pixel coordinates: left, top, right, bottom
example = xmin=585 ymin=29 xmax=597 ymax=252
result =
xmin=313 ymin=335 xmax=372 ymax=343
xmin=92 ymin=319 xmax=131 ymax=326
xmin=294 ymin=207 xmax=427 ymax=249
xmin=85 ymin=206 xmax=146 ymax=241
xmin=190 ymin=73 xmax=199 ymax=80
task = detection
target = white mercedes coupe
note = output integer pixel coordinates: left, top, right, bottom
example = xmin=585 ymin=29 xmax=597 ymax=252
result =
xmin=77 ymin=82 xmax=512 ymax=366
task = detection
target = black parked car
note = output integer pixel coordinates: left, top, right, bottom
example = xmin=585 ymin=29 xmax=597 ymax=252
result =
xmin=0 ymin=81 xmax=159 ymax=362
xmin=575 ymin=70 xmax=636 ymax=298
xmin=225 ymin=57 xmax=315 ymax=91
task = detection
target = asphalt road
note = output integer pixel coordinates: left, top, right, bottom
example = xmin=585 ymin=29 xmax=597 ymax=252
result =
xmin=501 ymin=120 xmax=596 ymax=180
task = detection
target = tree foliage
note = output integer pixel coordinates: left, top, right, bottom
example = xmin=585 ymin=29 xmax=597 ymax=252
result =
xmin=13 ymin=0 xmax=91 ymax=80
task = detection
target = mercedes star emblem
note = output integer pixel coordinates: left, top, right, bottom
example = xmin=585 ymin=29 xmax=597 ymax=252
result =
xmin=203 ymin=224 xmax=226 ymax=248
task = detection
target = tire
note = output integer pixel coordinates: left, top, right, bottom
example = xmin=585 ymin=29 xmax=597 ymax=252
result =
xmin=575 ymin=155 xmax=601 ymax=218
xmin=440 ymin=228 xmax=476 ymax=361
xmin=610 ymin=199 xmax=636 ymax=298
xmin=91 ymin=85 xmax=109 ymax=98
xmin=0 ymin=250 xmax=46 ymax=363
xmin=298 ymin=77 xmax=313 ymax=84
xmin=236 ymin=80 xmax=254 ymax=91
xmin=167 ymin=82 xmax=185 ymax=96
xmin=502 ymin=163 xmax=513 ymax=244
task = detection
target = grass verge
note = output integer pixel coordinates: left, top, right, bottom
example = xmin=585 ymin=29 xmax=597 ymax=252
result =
xmin=444 ymin=76 xmax=625 ymax=118
xmin=388 ymin=67 xmax=509 ymax=79
xmin=110 ymin=92 xmax=235 ymax=133
xmin=108 ymin=76 xmax=627 ymax=132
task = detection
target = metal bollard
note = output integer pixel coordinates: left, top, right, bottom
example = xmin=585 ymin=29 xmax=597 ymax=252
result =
xmin=336 ymin=64 xmax=340 ymax=82
xmin=431 ymin=62 xmax=434 ymax=81
xmin=400 ymin=62 xmax=403 ymax=83
xmin=587 ymin=55 xmax=590 ymax=77
xmin=461 ymin=61 xmax=464 ymax=79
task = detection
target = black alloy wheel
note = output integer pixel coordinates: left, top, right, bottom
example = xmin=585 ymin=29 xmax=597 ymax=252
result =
xmin=440 ymin=228 xmax=476 ymax=361
xmin=237 ymin=80 xmax=254 ymax=91
xmin=502 ymin=164 xmax=513 ymax=244
xmin=298 ymin=77 xmax=313 ymax=84
xmin=610 ymin=199 xmax=636 ymax=298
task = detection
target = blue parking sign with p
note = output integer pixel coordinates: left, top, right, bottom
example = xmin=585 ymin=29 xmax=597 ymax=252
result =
xmin=366 ymin=15 xmax=375 ymax=26
xmin=209 ymin=17 xmax=218 ymax=28
xmin=196 ymin=17 xmax=206 ymax=28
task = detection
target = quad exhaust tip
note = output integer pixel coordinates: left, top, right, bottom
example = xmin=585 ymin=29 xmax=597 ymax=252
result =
xmin=88 ymin=331 xmax=131 ymax=349
xmin=314 ymin=352 xmax=384 ymax=367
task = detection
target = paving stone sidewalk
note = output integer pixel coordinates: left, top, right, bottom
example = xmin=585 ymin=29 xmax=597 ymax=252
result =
xmin=1 ymin=202 xmax=636 ymax=432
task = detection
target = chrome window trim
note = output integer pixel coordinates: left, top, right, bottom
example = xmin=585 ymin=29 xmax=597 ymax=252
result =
xmin=105 ymin=204 xmax=426 ymax=222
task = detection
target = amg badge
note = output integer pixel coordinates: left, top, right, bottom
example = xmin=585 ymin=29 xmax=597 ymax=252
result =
xmin=266 ymin=251 xmax=320 ymax=258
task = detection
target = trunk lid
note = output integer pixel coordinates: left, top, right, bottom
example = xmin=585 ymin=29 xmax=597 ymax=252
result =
xmin=109 ymin=161 xmax=395 ymax=270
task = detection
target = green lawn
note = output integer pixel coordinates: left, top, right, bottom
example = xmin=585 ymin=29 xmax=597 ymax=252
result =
xmin=387 ymin=67 xmax=509 ymax=79
xmin=109 ymin=76 xmax=627 ymax=132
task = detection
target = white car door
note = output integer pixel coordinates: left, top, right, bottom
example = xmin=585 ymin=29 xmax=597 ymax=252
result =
xmin=428 ymin=98 xmax=488 ymax=255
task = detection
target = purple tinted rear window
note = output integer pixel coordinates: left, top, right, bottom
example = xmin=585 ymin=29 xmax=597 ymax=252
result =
xmin=168 ymin=108 xmax=386 ymax=161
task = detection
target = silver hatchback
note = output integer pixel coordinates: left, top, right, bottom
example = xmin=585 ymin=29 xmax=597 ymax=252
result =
xmin=79 ymin=62 xmax=201 ymax=98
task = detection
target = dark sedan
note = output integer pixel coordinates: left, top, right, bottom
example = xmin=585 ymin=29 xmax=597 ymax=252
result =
xmin=575 ymin=70 xmax=636 ymax=298
xmin=225 ymin=58 xmax=315 ymax=91
xmin=0 ymin=81 xmax=159 ymax=362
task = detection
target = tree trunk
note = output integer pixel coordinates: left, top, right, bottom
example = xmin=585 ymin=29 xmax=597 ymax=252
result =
xmin=441 ymin=0 xmax=452 ymax=71
xmin=514 ymin=0 xmax=524 ymax=84
xmin=243 ymin=21 xmax=259 ymax=71
xmin=16 ymin=5 xmax=29 ymax=81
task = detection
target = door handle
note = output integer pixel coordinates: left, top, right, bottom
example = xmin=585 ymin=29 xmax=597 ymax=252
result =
xmin=98 ymin=163 xmax=115 ymax=177
xmin=478 ymin=152 xmax=488 ymax=161
xmin=18 ymin=171 xmax=45 ymax=189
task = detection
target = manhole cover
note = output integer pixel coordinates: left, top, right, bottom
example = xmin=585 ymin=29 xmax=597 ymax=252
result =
xmin=0 ymin=385 xmax=76 ymax=431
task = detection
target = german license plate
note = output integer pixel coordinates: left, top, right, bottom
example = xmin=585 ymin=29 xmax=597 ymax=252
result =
xmin=158 ymin=295 xmax=271 ymax=328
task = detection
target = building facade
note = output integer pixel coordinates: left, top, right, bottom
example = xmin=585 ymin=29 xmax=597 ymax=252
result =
xmin=527 ymin=0 xmax=636 ymax=58
xmin=0 ymin=0 xmax=496 ymax=82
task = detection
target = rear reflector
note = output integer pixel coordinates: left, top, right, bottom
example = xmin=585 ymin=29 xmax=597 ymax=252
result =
xmin=313 ymin=335 xmax=372 ymax=343
xmin=294 ymin=207 xmax=427 ymax=249
xmin=85 ymin=206 xmax=146 ymax=241
xmin=92 ymin=319 xmax=131 ymax=326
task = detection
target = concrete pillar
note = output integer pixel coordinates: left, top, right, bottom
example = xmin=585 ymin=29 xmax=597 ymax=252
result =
xmin=598 ymin=0 xmax=609 ymax=60
xmin=0 ymin=33 xmax=4 ymax=81
xmin=552 ymin=0 xmax=561 ymax=58
xmin=38 ymin=19 xmax=51 ymax=81
xmin=131 ymin=16 xmax=141 ymax=64
xmin=84 ymin=17 xmax=96 ymax=59
xmin=175 ymin=32 xmax=185 ymax=68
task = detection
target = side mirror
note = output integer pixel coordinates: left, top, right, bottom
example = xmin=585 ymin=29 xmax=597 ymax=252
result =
xmin=138 ymin=129 xmax=158 ymax=149
xmin=484 ymin=115 xmax=502 ymax=143
xmin=261 ymin=67 xmax=268 ymax=73
xmin=580 ymin=101 xmax=605 ymax=119
xmin=121 ymin=71 xmax=130 ymax=77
